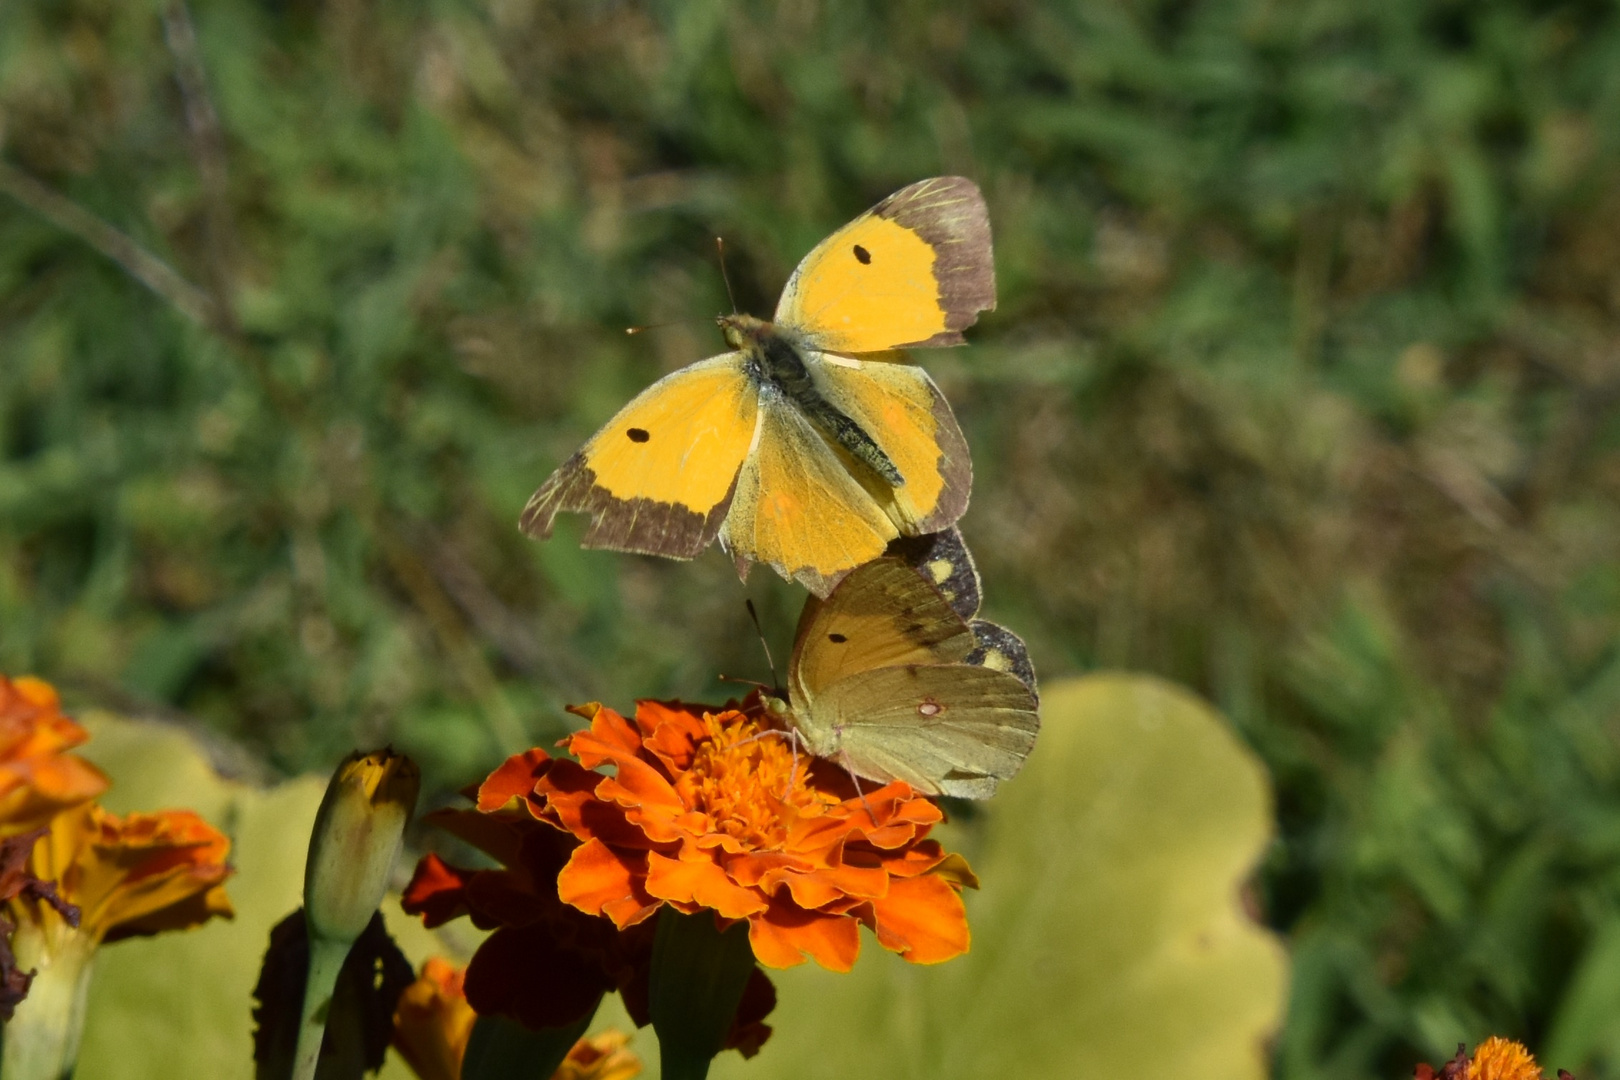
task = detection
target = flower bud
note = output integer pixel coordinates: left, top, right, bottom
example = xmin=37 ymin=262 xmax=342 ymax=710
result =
xmin=304 ymin=749 xmax=418 ymax=944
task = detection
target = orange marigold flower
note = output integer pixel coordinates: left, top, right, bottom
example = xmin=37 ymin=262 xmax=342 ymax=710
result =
xmin=392 ymin=958 xmax=474 ymax=1080
xmin=391 ymin=957 xmax=643 ymax=1080
xmin=402 ymin=753 xmax=776 ymax=1054
xmin=0 ymin=676 xmax=108 ymax=831
xmin=11 ymin=802 xmax=234 ymax=950
xmin=515 ymin=698 xmax=976 ymax=972
xmin=1415 ymin=1037 xmax=1570 ymax=1080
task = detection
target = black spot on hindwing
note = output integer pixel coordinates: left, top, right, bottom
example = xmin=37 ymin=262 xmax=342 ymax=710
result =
xmin=852 ymin=244 xmax=871 ymax=264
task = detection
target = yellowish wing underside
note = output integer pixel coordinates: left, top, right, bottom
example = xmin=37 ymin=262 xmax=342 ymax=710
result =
xmin=811 ymin=664 xmax=1041 ymax=797
xmin=776 ymin=215 xmax=947 ymax=354
xmin=722 ymin=398 xmax=897 ymax=596
xmin=809 ymin=357 xmax=968 ymax=533
xmin=790 ymin=559 xmax=976 ymax=708
xmin=578 ymin=356 xmax=757 ymax=509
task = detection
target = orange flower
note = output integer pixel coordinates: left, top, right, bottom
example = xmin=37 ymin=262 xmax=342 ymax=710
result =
xmin=10 ymin=802 xmax=233 ymax=950
xmin=403 ymin=754 xmax=775 ymax=1054
xmin=1415 ymin=1037 xmax=1572 ymax=1080
xmin=504 ymin=698 xmax=976 ymax=972
xmin=392 ymin=958 xmax=474 ymax=1080
xmin=391 ymin=957 xmax=643 ymax=1080
xmin=0 ymin=677 xmax=108 ymax=830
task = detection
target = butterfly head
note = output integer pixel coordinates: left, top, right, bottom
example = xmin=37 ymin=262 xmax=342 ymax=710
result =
xmin=718 ymin=312 xmax=772 ymax=351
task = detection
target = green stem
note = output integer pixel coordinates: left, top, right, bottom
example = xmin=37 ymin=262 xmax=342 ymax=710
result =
xmin=648 ymin=910 xmax=757 ymax=1080
xmin=1 ymin=927 xmax=95 ymax=1080
xmin=290 ymin=935 xmax=351 ymax=1080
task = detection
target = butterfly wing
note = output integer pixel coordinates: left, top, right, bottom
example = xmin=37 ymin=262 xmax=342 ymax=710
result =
xmin=721 ymin=394 xmax=904 ymax=596
xmin=520 ymin=354 xmax=758 ymax=558
xmin=787 ymin=558 xmax=977 ymax=711
xmin=885 ymin=528 xmax=982 ymax=621
xmin=775 ymin=177 xmax=995 ymax=354
xmin=967 ymin=619 xmax=1039 ymax=704
xmin=812 ymin=663 xmax=1040 ymax=799
xmin=806 ymin=353 xmax=971 ymax=536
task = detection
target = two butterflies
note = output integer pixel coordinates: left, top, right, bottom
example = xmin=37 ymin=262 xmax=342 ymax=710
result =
xmin=524 ymin=177 xmax=1038 ymax=797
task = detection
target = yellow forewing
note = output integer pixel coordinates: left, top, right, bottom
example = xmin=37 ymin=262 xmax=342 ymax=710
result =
xmin=580 ymin=357 xmax=756 ymax=506
xmin=721 ymin=399 xmax=897 ymax=595
xmin=776 ymin=176 xmax=995 ymax=353
xmin=810 ymin=356 xmax=970 ymax=533
xmin=778 ymin=216 xmax=946 ymax=353
xmin=519 ymin=354 xmax=757 ymax=558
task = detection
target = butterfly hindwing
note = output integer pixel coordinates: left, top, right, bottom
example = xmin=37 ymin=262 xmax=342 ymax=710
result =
xmin=808 ymin=354 xmax=971 ymax=536
xmin=520 ymin=354 xmax=758 ymax=558
xmin=776 ymin=177 xmax=995 ymax=353
xmin=811 ymin=663 xmax=1040 ymax=798
xmin=722 ymin=396 xmax=900 ymax=595
xmin=967 ymin=619 xmax=1039 ymax=704
xmin=885 ymin=527 xmax=982 ymax=621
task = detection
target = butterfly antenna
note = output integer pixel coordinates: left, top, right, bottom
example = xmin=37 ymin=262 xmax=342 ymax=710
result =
xmin=716 ymin=236 xmax=738 ymax=314
xmin=745 ymin=599 xmax=780 ymax=691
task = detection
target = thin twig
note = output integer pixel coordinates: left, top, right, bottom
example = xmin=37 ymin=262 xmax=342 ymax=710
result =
xmin=0 ymin=160 xmax=217 ymax=328
xmin=161 ymin=0 xmax=240 ymax=334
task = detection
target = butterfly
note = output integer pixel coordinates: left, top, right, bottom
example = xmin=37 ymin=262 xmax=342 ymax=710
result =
xmin=521 ymin=177 xmax=994 ymax=596
xmin=763 ymin=532 xmax=1040 ymax=799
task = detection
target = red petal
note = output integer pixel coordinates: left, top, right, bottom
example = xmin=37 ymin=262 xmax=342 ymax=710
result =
xmin=401 ymin=854 xmax=476 ymax=928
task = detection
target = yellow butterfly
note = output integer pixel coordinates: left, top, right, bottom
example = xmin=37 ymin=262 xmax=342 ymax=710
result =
xmin=765 ymin=541 xmax=1040 ymax=799
xmin=520 ymin=177 xmax=995 ymax=596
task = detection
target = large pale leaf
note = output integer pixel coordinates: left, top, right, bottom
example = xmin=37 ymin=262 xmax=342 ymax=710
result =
xmin=706 ymin=673 xmax=1287 ymax=1080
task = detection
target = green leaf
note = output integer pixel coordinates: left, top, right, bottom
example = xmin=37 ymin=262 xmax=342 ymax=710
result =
xmin=710 ymin=674 xmax=1287 ymax=1080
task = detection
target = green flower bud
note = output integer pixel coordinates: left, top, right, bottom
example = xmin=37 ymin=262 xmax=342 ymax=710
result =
xmin=303 ymin=749 xmax=418 ymax=945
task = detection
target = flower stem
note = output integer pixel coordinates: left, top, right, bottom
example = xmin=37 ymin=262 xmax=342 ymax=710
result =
xmin=649 ymin=909 xmax=756 ymax=1080
xmin=290 ymin=934 xmax=350 ymax=1080
xmin=1 ymin=927 xmax=95 ymax=1080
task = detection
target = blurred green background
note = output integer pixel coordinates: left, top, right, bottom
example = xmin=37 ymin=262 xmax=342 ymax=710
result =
xmin=5 ymin=0 xmax=1620 ymax=1076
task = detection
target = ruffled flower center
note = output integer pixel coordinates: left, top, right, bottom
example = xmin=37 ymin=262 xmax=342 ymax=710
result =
xmin=675 ymin=711 xmax=831 ymax=849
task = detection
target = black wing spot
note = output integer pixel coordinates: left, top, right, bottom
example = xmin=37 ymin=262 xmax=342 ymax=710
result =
xmin=852 ymin=244 xmax=872 ymax=265
xmin=828 ymin=633 xmax=848 ymax=644
xmin=626 ymin=428 xmax=651 ymax=443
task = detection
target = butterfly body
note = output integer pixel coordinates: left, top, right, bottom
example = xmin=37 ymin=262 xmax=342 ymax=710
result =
xmin=522 ymin=177 xmax=993 ymax=595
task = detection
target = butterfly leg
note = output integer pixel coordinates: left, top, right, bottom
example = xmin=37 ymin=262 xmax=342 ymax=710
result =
xmin=838 ymin=751 xmax=874 ymax=818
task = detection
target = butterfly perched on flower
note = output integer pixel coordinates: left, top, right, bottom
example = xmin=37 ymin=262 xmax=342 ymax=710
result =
xmin=764 ymin=530 xmax=1040 ymax=799
xmin=521 ymin=177 xmax=995 ymax=596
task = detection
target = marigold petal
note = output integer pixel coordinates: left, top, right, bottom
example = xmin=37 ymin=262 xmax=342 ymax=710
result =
xmin=401 ymin=854 xmax=477 ymax=928
xmin=475 ymin=749 xmax=553 ymax=814
xmin=763 ymin=862 xmax=891 ymax=909
xmin=645 ymin=850 xmax=767 ymax=919
xmin=865 ymin=873 xmax=969 ymax=964
xmin=565 ymin=704 xmax=646 ymax=764
xmin=559 ymin=838 xmax=659 ymax=927
xmin=749 ymin=899 xmax=861 ymax=972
